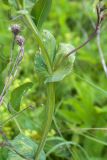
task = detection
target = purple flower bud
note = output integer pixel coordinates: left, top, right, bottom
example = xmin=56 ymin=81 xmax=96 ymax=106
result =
xmin=16 ymin=35 xmax=25 ymax=46
xmin=11 ymin=24 xmax=21 ymax=35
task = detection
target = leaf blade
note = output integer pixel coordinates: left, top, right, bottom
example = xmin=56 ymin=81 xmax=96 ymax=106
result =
xmin=45 ymin=43 xmax=76 ymax=83
xmin=7 ymin=134 xmax=46 ymax=160
xmin=8 ymin=82 xmax=33 ymax=112
xmin=31 ymin=0 xmax=52 ymax=29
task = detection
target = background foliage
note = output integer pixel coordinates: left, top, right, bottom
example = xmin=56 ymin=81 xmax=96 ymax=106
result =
xmin=0 ymin=0 xmax=107 ymax=160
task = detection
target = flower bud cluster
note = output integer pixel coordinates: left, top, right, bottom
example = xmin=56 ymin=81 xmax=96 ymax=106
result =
xmin=98 ymin=0 xmax=107 ymax=22
xmin=16 ymin=35 xmax=25 ymax=47
xmin=11 ymin=24 xmax=25 ymax=47
xmin=11 ymin=24 xmax=20 ymax=35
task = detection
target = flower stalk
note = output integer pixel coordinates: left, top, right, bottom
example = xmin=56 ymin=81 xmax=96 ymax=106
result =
xmin=63 ymin=1 xmax=107 ymax=58
xmin=35 ymin=83 xmax=55 ymax=160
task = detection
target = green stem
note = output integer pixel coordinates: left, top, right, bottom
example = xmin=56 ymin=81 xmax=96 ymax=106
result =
xmin=35 ymin=83 xmax=55 ymax=160
xmin=16 ymin=0 xmax=22 ymax=9
xmin=24 ymin=14 xmax=52 ymax=73
xmin=14 ymin=118 xmax=23 ymax=133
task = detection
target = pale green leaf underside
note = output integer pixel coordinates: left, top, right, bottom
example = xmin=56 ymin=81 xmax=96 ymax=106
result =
xmin=7 ymin=134 xmax=46 ymax=160
xmin=8 ymin=0 xmax=38 ymax=10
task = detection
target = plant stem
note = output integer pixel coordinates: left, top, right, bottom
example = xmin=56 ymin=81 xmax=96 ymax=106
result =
xmin=14 ymin=118 xmax=23 ymax=133
xmin=35 ymin=83 xmax=55 ymax=160
xmin=97 ymin=25 xmax=107 ymax=76
xmin=16 ymin=0 xmax=22 ymax=9
xmin=66 ymin=28 xmax=98 ymax=57
xmin=24 ymin=14 xmax=52 ymax=73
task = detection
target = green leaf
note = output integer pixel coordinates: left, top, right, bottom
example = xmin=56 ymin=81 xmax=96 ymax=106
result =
xmin=31 ymin=0 xmax=52 ymax=29
xmin=2 ymin=0 xmax=9 ymax=5
xmin=45 ymin=43 xmax=76 ymax=83
xmin=0 ymin=74 xmax=4 ymax=94
xmin=35 ymin=30 xmax=76 ymax=83
xmin=45 ymin=137 xmax=71 ymax=159
xmin=0 ymin=56 xmax=9 ymax=73
xmin=35 ymin=30 xmax=56 ymax=80
xmin=35 ymin=53 xmax=49 ymax=80
xmin=8 ymin=0 xmax=17 ymax=8
xmin=7 ymin=134 xmax=46 ymax=160
xmin=0 ymin=148 xmax=8 ymax=160
xmin=8 ymin=82 xmax=33 ymax=112
xmin=8 ymin=0 xmax=38 ymax=11
xmin=42 ymin=30 xmax=56 ymax=62
xmin=22 ymin=0 xmax=39 ymax=11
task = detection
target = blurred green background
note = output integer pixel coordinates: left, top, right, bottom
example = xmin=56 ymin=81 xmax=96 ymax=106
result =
xmin=0 ymin=0 xmax=107 ymax=160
